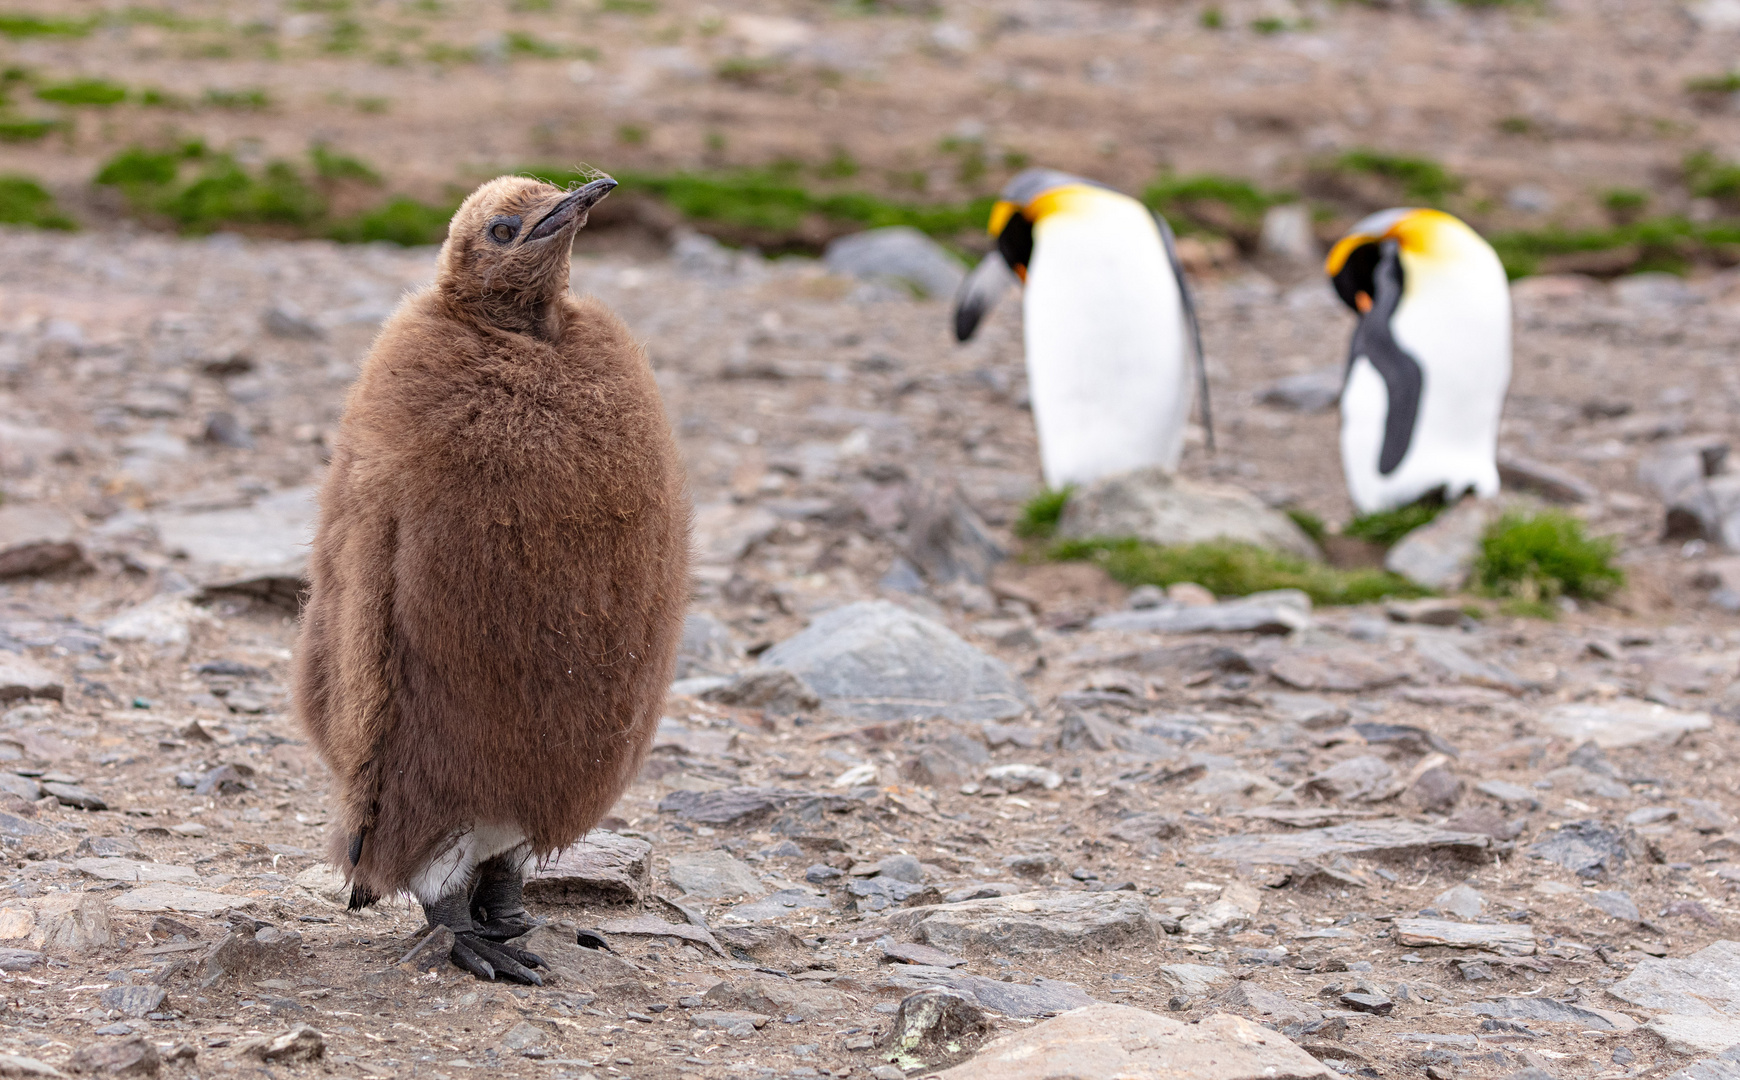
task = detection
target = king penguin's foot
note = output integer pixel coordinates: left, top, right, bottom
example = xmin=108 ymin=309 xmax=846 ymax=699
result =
xmin=470 ymin=850 xmax=536 ymax=942
xmin=423 ymin=891 xmax=545 ymax=985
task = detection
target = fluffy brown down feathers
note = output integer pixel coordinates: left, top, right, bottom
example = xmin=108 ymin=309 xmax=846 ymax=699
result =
xmin=294 ymin=176 xmax=690 ymax=899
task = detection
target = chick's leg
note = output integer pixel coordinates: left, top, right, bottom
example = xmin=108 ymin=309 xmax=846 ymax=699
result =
xmin=414 ymin=830 xmax=545 ymax=984
xmin=471 ymin=845 xmax=535 ymax=941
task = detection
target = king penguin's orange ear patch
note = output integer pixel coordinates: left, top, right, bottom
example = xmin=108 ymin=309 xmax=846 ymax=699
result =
xmin=1355 ymin=291 xmax=1373 ymax=314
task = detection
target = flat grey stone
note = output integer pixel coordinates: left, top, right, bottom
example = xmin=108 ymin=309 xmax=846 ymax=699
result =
xmin=0 ymin=773 xmax=41 ymax=802
xmin=929 ymin=1005 xmax=1332 ymax=1080
xmin=699 ymin=668 xmax=820 ymax=715
xmin=76 ymin=858 xmax=197 ymax=884
xmin=1433 ymin=884 xmax=1485 ymax=920
xmin=1668 ymin=1044 xmax=1740 ymax=1080
xmin=1271 ymin=648 xmax=1407 ymax=692
xmin=702 ymin=972 xmax=857 ymax=1021
xmin=98 ymin=984 xmax=167 ymax=1018
xmin=508 ymin=925 xmax=644 ymax=989
xmin=1466 ymin=996 xmax=1636 ymax=1031
xmin=1058 ymin=467 xmax=1321 ymax=560
xmin=0 ymin=656 xmax=62 ymax=703
xmin=723 ymin=888 xmax=832 ymax=922
xmin=1257 ymin=367 xmax=1341 ymax=413
xmin=1498 ymin=455 xmax=1598 ymax=504
xmin=898 ymin=478 xmax=1005 ymax=587
xmin=945 ymin=975 xmax=1092 ymax=1019
xmin=1648 ymin=1014 xmax=1740 ymax=1055
xmin=677 ymin=612 xmax=740 ymax=678
xmin=1528 ymin=819 xmax=1634 ymax=878
xmin=155 ymin=486 xmax=317 ymax=608
xmin=1192 ymin=820 xmax=1491 ymax=866
xmin=109 ymin=884 xmax=241 ymax=915
xmin=823 ymin=227 xmax=966 ymax=299
xmin=1587 ymin=889 xmax=1641 ymax=922
xmin=596 ymin=915 xmax=725 ymax=957
xmin=1391 ymin=918 xmax=1536 ymax=956
xmin=1090 ymin=591 xmax=1311 ymax=635
xmin=1302 ymin=755 xmax=1394 ymax=803
xmin=42 ymin=782 xmax=105 ymax=810
xmin=0 ymin=504 xmax=85 ymax=580
xmin=101 ymin=596 xmax=209 ymax=651
xmin=1156 ymin=963 xmax=1233 ymax=999
xmin=656 ymin=786 xmax=857 ymax=826
xmin=1475 ymin=779 xmax=1541 ymax=809
xmin=761 ymin=601 xmax=1033 ymax=721
xmin=881 ymin=940 xmax=965 ymax=968
xmin=526 ymin=831 xmax=652 ymax=906
xmin=1540 ymin=699 xmax=1712 ymax=748
xmin=1217 ymin=982 xmax=1322 ymax=1026
xmin=667 ymin=850 xmax=765 ymax=900
xmin=884 ymin=892 xmax=1159 ymax=957
xmin=1609 ymin=940 xmax=1740 ymax=1017
xmin=1384 ymin=497 xmax=1497 ymax=591
xmin=1413 ymin=636 xmax=1534 ymax=693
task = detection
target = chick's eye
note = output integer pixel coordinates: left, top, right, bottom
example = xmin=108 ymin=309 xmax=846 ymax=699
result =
xmin=490 ymin=222 xmax=516 ymax=243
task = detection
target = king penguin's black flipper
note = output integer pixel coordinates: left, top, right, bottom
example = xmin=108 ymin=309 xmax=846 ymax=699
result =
xmin=1351 ymin=239 xmax=1423 ymax=476
xmin=1153 ymin=210 xmax=1213 ymax=453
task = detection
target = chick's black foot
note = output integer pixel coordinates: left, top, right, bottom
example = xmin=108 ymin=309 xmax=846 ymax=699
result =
xmin=423 ymin=888 xmax=545 ymax=985
xmin=452 ymin=932 xmax=546 ymax=985
xmin=471 ymin=849 xmax=536 ymax=942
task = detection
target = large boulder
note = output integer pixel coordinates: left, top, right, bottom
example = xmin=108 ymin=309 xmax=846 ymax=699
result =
xmin=823 ymin=227 xmax=966 ymax=299
xmin=761 ymin=601 xmax=1033 ymax=721
xmin=1057 ymin=467 xmax=1320 ymax=560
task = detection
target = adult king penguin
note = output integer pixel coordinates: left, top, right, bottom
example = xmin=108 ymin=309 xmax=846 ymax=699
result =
xmin=1325 ymin=208 xmax=1511 ymax=514
xmin=294 ymin=174 xmax=690 ymax=984
xmin=952 ymin=168 xmax=1211 ymax=488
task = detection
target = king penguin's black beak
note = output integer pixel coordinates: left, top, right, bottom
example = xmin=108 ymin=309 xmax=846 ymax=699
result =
xmin=527 ymin=176 xmax=617 ymax=241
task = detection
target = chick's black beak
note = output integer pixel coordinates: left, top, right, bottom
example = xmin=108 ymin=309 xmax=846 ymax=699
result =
xmin=527 ymin=176 xmax=617 ymax=241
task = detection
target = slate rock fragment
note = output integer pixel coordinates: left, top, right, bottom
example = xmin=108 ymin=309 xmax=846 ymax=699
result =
xmin=0 ymin=505 xmax=86 ymax=581
xmin=885 ymin=891 xmax=1159 ymax=957
xmin=699 ymin=668 xmax=821 ymax=715
xmin=199 ymin=921 xmax=302 ymax=985
xmin=1527 ymin=820 xmax=1634 ymax=878
xmin=761 ymin=601 xmax=1032 ymax=721
xmin=929 ymin=1005 xmax=1332 ymax=1080
xmin=1057 ymin=467 xmax=1322 ymax=560
xmin=1608 ymin=940 xmax=1740 ymax=1016
xmin=69 ymin=1037 xmax=159 ymax=1076
xmin=667 ymin=850 xmax=765 ymax=900
xmin=507 ymin=925 xmax=643 ymax=991
xmin=702 ymin=972 xmax=857 ymax=1020
xmin=657 ymin=786 xmax=857 ymax=827
xmin=525 ymin=831 xmax=652 ymax=906
xmin=97 ymin=985 xmax=167 ymax=1018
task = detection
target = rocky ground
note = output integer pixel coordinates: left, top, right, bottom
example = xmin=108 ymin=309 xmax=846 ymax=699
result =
xmin=1 ymin=220 xmax=1740 ymax=1080
xmin=14 ymin=1 xmax=1740 ymax=242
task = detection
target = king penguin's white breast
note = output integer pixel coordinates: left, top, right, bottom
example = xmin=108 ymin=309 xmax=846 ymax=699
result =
xmin=1022 ymin=191 xmax=1191 ymax=488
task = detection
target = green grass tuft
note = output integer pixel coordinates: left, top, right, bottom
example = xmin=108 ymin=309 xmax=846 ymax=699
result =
xmin=1142 ymin=173 xmax=1289 ymax=237
xmin=0 ymin=174 xmax=75 ymax=230
xmin=0 ymin=118 xmax=64 ymax=142
xmin=1334 ymin=149 xmax=1463 ymax=204
xmin=1473 ymin=510 xmax=1623 ymax=608
xmin=1049 ymin=538 xmax=1430 ymax=606
xmin=1344 ymin=497 xmax=1445 ymax=549
xmin=204 ymin=87 xmax=270 ymax=110
xmin=311 ymin=144 xmax=381 ymax=184
xmin=1486 ymin=216 xmax=1740 ymax=279
xmin=326 ymin=195 xmax=453 ymax=245
xmin=1687 ymin=72 xmax=1740 ymax=95
xmin=0 ymin=14 xmax=92 ymax=38
xmin=1015 ymin=487 xmax=1073 ymax=540
xmin=1285 ymin=508 xmax=1327 ymax=547
xmin=35 ymin=78 xmax=128 ymax=106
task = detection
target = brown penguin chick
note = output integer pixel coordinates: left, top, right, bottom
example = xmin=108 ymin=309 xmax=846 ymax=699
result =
xmin=293 ymin=174 xmax=690 ymax=984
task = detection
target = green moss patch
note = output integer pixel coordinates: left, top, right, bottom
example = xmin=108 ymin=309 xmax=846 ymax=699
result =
xmin=325 ymin=196 xmax=455 ymax=245
xmin=35 ymin=78 xmax=128 ymax=106
xmin=0 ymin=174 xmax=75 ymax=230
xmin=1015 ymin=487 xmax=1073 ymax=540
xmin=0 ymin=117 xmax=63 ymax=142
xmin=0 ymin=14 xmax=92 ymax=38
xmin=1141 ymin=173 xmax=1291 ymax=242
xmin=1332 ymin=150 xmax=1463 ymax=205
xmin=1473 ymin=510 xmax=1623 ymax=612
xmin=1049 ymin=537 xmax=1430 ymax=606
xmin=1343 ymin=496 xmax=1445 ymax=549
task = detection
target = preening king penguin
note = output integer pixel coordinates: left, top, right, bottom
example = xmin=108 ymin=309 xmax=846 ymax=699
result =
xmin=952 ymin=168 xmax=1212 ymax=489
xmin=1326 ymin=207 xmax=1511 ymax=515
